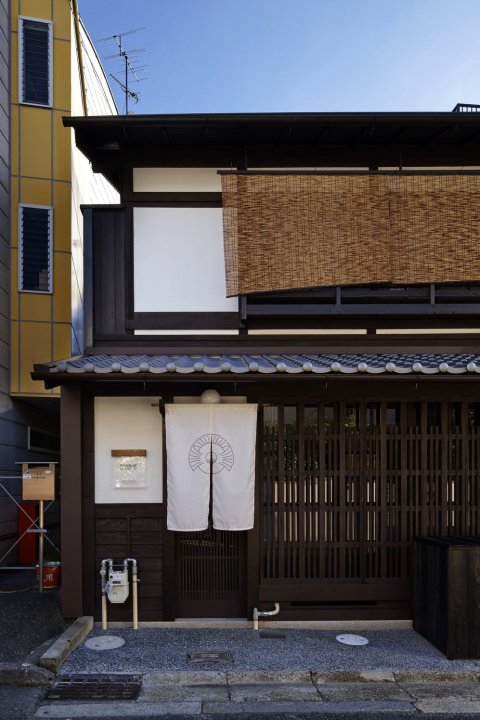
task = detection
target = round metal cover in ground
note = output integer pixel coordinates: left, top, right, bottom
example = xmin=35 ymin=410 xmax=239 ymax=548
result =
xmin=336 ymin=633 xmax=369 ymax=646
xmin=85 ymin=636 xmax=125 ymax=651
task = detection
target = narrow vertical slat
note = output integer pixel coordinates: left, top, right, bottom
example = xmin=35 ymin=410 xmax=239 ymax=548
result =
xmin=298 ymin=403 xmax=305 ymax=578
xmin=318 ymin=403 xmax=326 ymax=579
xmin=476 ymin=426 xmax=480 ymax=534
xmin=339 ymin=403 xmax=346 ymax=578
xmin=420 ymin=402 xmax=428 ymax=537
xmin=359 ymin=400 xmax=367 ymax=582
xmin=278 ymin=405 xmax=285 ymax=579
xmin=441 ymin=403 xmax=449 ymax=536
xmin=462 ymin=400 xmax=469 ymax=535
xmin=380 ymin=401 xmax=388 ymax=580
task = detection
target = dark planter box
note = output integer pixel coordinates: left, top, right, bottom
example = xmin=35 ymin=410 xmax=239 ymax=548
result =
xmin=413 ymin=536 xmax=480 ymax=659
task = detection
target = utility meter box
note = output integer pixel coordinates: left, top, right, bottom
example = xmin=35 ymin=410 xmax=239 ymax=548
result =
xmin=107 ymin=568 xmax=130 ymax=604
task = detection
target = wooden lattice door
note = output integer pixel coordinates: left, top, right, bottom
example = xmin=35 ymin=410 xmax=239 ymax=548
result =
xmin=175 ymin=527 xmax=247 ymax=617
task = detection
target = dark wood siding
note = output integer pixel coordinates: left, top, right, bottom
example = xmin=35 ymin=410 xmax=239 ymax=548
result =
xmin=94 ymin=504 xmax=163 ymax=621
xmin=91 ymin=207 xmax=129 ymax=339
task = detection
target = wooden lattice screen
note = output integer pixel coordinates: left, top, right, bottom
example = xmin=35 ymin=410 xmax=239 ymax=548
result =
xmin=261 ymin=402 xmax=480 ymax=591
xmin=176 ymin=527 xmax=246 ymax=617
xmin=222 ymin=174 xmax=480 ymax=295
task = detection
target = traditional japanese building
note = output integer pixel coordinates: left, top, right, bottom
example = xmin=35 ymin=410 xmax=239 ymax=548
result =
xmin=34 ymin=110 xmax=480 ymax=622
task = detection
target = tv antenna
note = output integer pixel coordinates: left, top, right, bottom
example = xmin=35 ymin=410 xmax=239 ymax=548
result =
xmin=95 ymin=27 xmax=147 ymax=114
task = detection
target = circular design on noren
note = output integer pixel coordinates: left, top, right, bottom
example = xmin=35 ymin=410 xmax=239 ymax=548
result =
xmin=188 ymin=434 xmax=234 ymax=474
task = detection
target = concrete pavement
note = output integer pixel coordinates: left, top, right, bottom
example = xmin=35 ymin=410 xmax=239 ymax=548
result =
xmin=29 ymin=623 xmax=480 ymax=717
xmin=33 ymin=669 xmax=480 ymax=717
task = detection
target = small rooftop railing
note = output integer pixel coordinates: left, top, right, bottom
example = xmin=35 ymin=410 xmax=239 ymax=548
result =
xmin=452 ymin=103 xmax=480 ymax=112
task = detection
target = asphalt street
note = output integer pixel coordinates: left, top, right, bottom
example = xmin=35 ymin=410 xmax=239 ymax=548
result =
xmin=0 ymin=572 xmax=65 ymax=663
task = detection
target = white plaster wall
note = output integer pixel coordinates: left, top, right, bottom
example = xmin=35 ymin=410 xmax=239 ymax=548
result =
xmin=94 ymin=397 xmax=163 ymax=504
xmin=133 ymin=207 xmax=238 ymax=313
xmin=133 ymin=168 xmax=222 ymax=192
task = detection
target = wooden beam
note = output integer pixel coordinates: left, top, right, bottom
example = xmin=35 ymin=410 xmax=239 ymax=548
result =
xmin=246 ymin=303 xmax=480 ymax=317
xmin=126 ymin=312 xmax=240 ymax=331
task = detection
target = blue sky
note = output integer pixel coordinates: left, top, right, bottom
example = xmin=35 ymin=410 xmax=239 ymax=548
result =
xmin=78 ymin=0 xmax=480 ymax=115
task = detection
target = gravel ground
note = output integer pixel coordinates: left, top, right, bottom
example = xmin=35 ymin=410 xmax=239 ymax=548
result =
xmin=61 ymin=628 xmax=480 ymax=674
xmin=0 ymin=571 xmax=65 ymax=662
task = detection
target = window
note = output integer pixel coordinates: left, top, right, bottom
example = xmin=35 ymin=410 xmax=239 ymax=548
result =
xmin=19 ymin=205 xmax=53 ymax=293
xmin=28 ymin=427 xmax=60 ymax=455
xmin=19 ymin=17 xmax=52 ymax=106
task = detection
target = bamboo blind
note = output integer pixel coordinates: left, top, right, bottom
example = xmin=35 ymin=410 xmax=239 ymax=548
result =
xmin=221 ymin=174 xmax=480 ymax=296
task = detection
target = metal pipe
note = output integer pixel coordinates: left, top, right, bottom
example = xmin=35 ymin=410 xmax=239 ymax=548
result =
xmin=125 ymin=558 xmax=139 ymax=630
xmin=100 ymin=559 xmax=113 ymax=630
xmin=38 ymin=501 xmax=44 ymax=592
xmin=71 ymin=0 xmax=88 ymax=115
xmin=252 ymin=603 xmax=280 ymax=630
xmin=0 ymin=566 xmax=36 ymax=570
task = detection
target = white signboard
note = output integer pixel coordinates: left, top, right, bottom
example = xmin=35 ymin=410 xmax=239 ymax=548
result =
xmin=111 ymin=451 xmax=147 ymax=489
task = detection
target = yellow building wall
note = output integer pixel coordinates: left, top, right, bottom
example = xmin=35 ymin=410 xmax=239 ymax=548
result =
xmin=10 ymin=0 xmax=73 ymax=397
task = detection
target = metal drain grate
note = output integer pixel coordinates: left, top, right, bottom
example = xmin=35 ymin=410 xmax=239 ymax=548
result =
xmin=45 ymin=674 xmax=142 ymax=701
xmin=187 ymin=651 xmax=233 ymax=663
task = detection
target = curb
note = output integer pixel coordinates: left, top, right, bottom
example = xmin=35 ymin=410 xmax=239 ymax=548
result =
xmin=0 ymin=661 xmax=54 ymax=687
xmin=39 ymin=615 xmax=93 ymax=673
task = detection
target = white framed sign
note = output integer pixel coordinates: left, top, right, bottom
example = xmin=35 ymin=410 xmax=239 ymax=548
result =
xmin=111 ymin=450 xmax=147 ymax=489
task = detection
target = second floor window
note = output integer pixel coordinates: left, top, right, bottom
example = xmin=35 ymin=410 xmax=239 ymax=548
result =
xmin=19 ymin=17 xmax=52 ymax=106
xmin=19 ymin=205 xmax=53 ymax=293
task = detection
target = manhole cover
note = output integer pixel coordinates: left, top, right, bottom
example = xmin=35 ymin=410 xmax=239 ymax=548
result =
xmin=85 ymin=636 xmax=125 ymax=651
xmin=45 ymin=674 xmax=141 ymax=701
xmin=187 ymin=651 xmax=233 ymax=663
xmin=259 ymin=630 xmax=286 ymax=639
xmin=336 ymin=633 xmax=369 ymax=646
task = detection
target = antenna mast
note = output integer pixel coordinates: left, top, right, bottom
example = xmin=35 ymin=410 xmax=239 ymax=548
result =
xmin=95 ymin=27 xmax=147 ymax=114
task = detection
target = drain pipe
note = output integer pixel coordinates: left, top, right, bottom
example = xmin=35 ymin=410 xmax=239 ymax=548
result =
xmin=253 ymin=603 xmax=280 ymax=630
xmin=124 ymin=558 xmax=139 ymax=630
xmin=100 ymin=558 xmax=113 ymax=630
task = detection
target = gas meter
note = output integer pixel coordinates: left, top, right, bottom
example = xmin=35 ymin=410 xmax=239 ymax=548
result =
xmin=106 ymin=567 xmax=130 ymax=604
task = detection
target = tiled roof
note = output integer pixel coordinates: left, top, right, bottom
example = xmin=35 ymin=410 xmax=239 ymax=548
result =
xmin=44 ymin=353 xmax=480 ymax=376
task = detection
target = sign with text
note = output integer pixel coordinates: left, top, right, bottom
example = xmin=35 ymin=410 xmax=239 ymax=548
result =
xmin=111 ymin=450 xmax=147 ymax=489
xmin=22 ymin=464 xmax=55 ymax=501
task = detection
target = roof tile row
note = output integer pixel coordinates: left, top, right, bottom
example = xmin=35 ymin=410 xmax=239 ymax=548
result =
xmin=47 ymin=353 xmax=480 ymax=376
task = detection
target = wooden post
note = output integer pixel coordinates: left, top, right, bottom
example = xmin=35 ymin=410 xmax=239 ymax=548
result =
xmin=247 ymin=404 xmax=262 ymax=617
xmin=160 ymin=399 xmax=176 ymax=620
xmin=60 ymin=386 xmax=84 ymax=617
